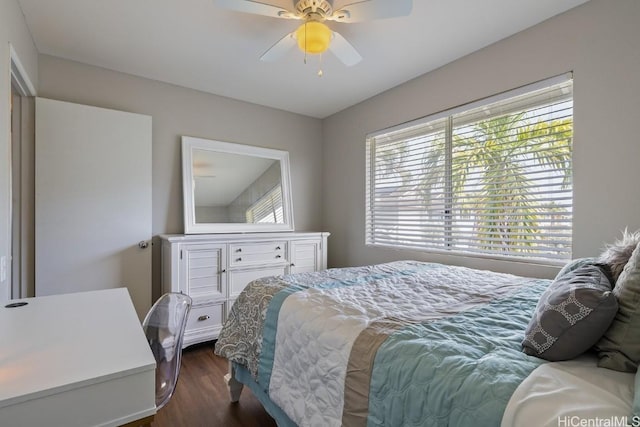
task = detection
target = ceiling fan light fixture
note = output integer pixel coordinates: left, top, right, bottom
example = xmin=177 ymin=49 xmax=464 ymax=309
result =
xmin=295 ymin=21 xmax=332 ymax=54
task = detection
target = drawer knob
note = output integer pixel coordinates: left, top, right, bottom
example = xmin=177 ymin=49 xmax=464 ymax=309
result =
xmin=220 ymin=269 xmax=226 ymax=274
xmin=236 ymin=257 xmax=242 ymax=262
xmin=275 ymin=246 xmax=281 ymax=250
xmin=276 ymin=255 xmax=282 ymax=259
xmin=290 ymin=263 xmax=295 ymax=267
xmin=198 ymin=315 xmax=210 ymax=322
xmin=236 ymin=248 xmax=242 ymax=253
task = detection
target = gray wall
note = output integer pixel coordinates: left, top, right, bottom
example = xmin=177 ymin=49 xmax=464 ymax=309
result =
xmin=322 ymin=0 xmax=640 ymax=279
xmin=37 ymin=55 xmax=323 ymax=298
xmin=0 ymin=0 xmax=39 ymax=301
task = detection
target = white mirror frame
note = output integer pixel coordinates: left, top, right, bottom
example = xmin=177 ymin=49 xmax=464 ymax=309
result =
xmin=182 ymin=136 xmax=295 ymax=234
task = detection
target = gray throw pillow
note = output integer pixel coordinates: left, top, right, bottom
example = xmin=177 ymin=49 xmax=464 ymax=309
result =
xmin=595 ymin=242 xmax=640 ymax=372
xmin=555 ymin=257 xmax=597 ymax=281
xmin=522 ymin=264 xmax=617 ymax=361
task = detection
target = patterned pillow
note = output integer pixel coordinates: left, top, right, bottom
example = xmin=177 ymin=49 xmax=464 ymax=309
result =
xmin=522 ymin=264 xmax=618 ymax=361
xmin=595 ymin=242 xmax=640 ymax=372
xmin=555 ymin=257 xmax=597 ymax=281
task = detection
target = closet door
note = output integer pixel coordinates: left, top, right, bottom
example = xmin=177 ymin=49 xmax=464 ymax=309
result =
xmin=35 ymin=98 xmax=152 ymax=320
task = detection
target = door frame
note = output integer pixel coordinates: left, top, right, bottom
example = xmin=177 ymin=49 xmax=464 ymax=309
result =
xmin=9 ymin=44 xmax=36 ymax=299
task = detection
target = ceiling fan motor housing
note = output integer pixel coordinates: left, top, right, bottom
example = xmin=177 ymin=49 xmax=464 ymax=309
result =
xmin=295 ymin=0 xmax=333 ymax=19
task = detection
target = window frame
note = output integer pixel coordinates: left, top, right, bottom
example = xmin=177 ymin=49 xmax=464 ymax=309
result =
xmin=365 ymin=73 xmax=574 ymax=266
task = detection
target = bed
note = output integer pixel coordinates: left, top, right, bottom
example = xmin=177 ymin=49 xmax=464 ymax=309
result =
xmin=214 ymin=260 xmax=636 ymax=427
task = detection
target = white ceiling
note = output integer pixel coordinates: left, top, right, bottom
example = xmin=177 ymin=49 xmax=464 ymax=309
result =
xmin=17 ymin=0 xmax=589 ymax=118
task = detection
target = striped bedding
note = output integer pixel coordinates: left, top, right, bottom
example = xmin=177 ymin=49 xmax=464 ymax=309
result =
xmin=214 ymin=261 xmax=634 ymax=426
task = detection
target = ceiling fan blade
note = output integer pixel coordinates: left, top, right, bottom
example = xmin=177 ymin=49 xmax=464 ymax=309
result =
xmin=328 ymin=0 xmax=412 ymax=23
xmin=329 ymin=31 xmax=362 ymax=66
xmin=213 ymin=0 xmax=297 ymax=19
xmin=260 ymin=32 xmax=297 ymax=62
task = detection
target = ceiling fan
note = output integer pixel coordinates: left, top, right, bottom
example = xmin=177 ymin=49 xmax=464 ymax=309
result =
xmin=214 ymin=0 xmax=412 ymax=70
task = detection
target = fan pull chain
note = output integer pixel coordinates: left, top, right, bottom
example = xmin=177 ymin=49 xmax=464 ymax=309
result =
xmin=318 ymin=54 xmax=323 ymax=77
xmin=303 ymin=21 xmax=307 ymax=64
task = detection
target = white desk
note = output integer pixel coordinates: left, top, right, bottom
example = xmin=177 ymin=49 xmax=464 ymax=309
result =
xmin=0 ymin=288 xmax=156 ymax=427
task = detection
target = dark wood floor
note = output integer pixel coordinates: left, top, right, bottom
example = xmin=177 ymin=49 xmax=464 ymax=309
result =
xmin=151 ymin=342 xmax=277 ymax=427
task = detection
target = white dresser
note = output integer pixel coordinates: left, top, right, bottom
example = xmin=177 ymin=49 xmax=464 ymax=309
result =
xmin=160 ymin=232 xmax=329 ymax=347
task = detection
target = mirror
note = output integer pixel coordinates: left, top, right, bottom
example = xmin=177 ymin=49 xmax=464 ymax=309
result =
xmin=182 ymin=136 xmax=295 ymax=234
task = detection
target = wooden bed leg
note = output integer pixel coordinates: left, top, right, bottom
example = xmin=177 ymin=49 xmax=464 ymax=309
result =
xmin=224 ymin=361 xmax=244 ymax=403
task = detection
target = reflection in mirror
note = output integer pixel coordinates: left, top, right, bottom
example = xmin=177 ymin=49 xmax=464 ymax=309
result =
xmin=182 ymin=136 xmax=294 ymax=234
xmin=192 ymin=149 xmax=283 ymax=224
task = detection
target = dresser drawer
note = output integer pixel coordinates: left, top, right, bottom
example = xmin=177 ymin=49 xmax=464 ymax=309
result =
xmin=228 ymin=266 xmax=287 ymax=299
xmin=186 ymin=303 xmax=225 ymax=332
xmin=229 ymin=242 xmax=287 ymax=267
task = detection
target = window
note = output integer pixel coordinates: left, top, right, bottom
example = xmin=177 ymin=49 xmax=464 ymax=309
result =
xmin=246 ymin=185 xmax=284 ymax=224
xmin=366 ymin=75 xmax=573 ymax=263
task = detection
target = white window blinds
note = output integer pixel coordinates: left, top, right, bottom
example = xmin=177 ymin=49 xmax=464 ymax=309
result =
xmin=246 ymin=185 xmax=284 ymax=224
xmin=366 ymin=75 xmax=573 ymax=263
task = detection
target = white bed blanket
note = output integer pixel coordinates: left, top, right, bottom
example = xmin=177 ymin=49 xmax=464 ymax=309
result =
xmin=502 ymin=354 xmax=634 ymax=427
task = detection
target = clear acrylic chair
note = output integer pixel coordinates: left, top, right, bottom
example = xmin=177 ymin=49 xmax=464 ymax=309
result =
xmin=142 ymin=292 xmax=192 ymax=410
